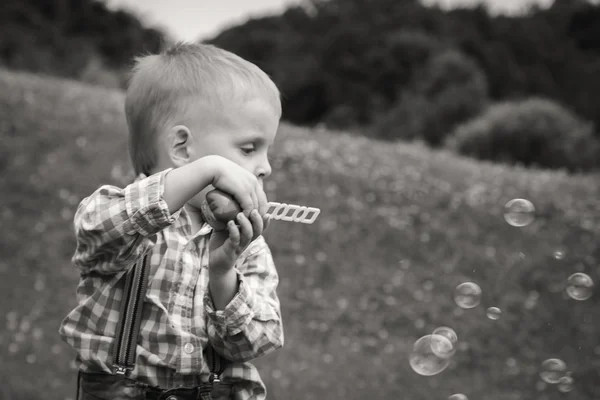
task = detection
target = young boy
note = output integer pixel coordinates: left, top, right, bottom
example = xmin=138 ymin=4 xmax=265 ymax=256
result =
xmin=59 ymin=42 xmax=284 ymax=400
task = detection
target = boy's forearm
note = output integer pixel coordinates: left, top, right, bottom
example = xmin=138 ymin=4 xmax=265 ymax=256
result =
xmin=208 ymin=268 xmax=239 ymax=310
xmin=162 ymin=156 xmax=215 ymax=213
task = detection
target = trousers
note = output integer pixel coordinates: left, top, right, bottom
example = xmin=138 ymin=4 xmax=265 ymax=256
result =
xmin=76 ymin=371 xmax=234 ymax=400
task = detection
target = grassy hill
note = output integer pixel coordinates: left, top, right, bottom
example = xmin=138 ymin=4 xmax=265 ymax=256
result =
xmin=0 ymin=68 xmax=599 ymax=400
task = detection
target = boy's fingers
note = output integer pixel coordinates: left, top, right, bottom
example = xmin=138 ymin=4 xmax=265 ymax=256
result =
xmin=257 ymin=187 xmax=269 ymax=217
xmin=248 ymin=189 xmax=258 ymax=217
xmin=250 ymin=210 xmax=264 ymax=240
xmin=236 ymin=213 xmax=253 ymax=247
xmin=236 ymin=193 xmax=254 ymax=215
xmin=227 ymin=220 xmax=240 ymax=247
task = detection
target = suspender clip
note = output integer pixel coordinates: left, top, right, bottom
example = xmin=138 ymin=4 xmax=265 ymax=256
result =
xmin=208 ymin=373 xmax=221 ymax=386
xmin=114 ymin=365 xmax=129 ymax=375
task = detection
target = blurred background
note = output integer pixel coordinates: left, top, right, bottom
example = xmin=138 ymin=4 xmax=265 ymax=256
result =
xmin=1 ymin=0 xmax=599 ymax=399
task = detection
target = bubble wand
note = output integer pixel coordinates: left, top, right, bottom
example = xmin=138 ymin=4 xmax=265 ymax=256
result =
xmin=201 ymin=189 xmax=320 ymax=230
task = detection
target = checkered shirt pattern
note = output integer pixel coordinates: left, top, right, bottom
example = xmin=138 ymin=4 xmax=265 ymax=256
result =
xmin=59 ymin=169 xmax=284 ymax=399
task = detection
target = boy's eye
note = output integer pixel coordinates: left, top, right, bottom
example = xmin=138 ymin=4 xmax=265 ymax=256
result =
xmin=241 ymin=145 xmax=256 ymax=154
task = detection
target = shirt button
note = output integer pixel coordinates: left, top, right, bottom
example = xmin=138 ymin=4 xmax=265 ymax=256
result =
xmin=183 ymin=342 xmax=195 ymax=354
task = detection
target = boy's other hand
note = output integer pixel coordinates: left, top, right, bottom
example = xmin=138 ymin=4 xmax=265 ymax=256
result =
xmin=208 ymin=209 xmax=269 ymax=274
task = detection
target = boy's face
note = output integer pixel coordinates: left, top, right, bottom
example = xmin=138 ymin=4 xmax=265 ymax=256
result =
xmin=182 ymin=96 xmax=280 ymax=208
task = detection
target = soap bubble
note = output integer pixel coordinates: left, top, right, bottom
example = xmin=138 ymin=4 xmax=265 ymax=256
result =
xmin=486 ymin=307 xmax=502 ymax=320
xmin=503 ymin=198 xmax=535 ymax=227
xmin=454 ymin=282 xmax=482 ymax=309
xmin=540 ymin=358 xmax=567 ymax=384
xmin=448 ymin=395 xmax=468 ymax=400
xmin=409 ymin=335 xmax=451 ymax=376
xmin=430 ymin=326 xmax=458 ymax=359
xmin=557 ymin=375 xmax=574 ymax=393
xmin=566 ymin=273 xmax=594 ymax=301
xmin=553 ymin=250 xmax=566 ymax=260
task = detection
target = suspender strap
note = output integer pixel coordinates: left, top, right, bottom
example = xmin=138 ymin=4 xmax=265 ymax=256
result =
xmin=206 ymin=344 xmax=228 ymax=381
xmin=111 ymin=255 xmax=230 ymax=391
xmin=112 ymin=255 xmax=149 ymax=375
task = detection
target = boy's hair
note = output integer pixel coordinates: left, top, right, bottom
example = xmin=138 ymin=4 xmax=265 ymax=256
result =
xmin=125 ymin=42 xmax=282 ymax=175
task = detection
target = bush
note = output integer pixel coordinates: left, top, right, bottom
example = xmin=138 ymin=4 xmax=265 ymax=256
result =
xmin=445 ymin=97 xmax=600 ymax=172
xmin=372 ymin=49 xmax=489 ymax=145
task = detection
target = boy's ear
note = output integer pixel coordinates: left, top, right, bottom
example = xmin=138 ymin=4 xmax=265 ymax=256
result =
xmin=167 ymin=125 xmax=192 ymax=167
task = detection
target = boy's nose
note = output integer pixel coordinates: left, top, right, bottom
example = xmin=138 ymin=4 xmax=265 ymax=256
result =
xmin=256 ymin=159 xmax=272 ymax=179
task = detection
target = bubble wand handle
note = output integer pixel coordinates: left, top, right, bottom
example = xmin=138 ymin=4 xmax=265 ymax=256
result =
xmin=201 ymin=189 xmax=321 ymax=228
xmin=265 ymin=202 xmax=320 ymax=224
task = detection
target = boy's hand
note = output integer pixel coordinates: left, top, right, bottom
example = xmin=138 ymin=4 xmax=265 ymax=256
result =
xmin=163 ymin=155 xmax=267 ymax=217
xmin=208 ymin=209 xmax=269 ymax=274
xmin=209 ymin=156 xmax=269 ymax=217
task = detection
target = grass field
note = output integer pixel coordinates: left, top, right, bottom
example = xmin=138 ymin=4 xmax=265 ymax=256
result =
xmin=1 ymin=68 xmax=599 ymax=400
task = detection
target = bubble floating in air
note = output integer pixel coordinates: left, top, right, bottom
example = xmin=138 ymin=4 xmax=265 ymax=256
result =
xmin=503 ymin=198 xmax=535 ymax=227
xmin=486 ymin=307 xmax=502 ymax=320
xmin=557 ymin=375 xmax=574 ymax=393
xmin=454 ymin=282 xmax=482 ymax=309
xmin=540 ymin=358 xmax=567 ymax=384
xmin=409 ymin=335 xmax=451 ymax=376
xmin=566 ymin=273 xmax=594 ymax=301
xmin=430 ymin=326 xmax=458 ymax=359
xmin=448 ymin=395 xmax=468 ymax=400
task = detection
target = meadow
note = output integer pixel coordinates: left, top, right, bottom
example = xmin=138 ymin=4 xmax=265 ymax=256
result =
xmin=0 ymin=69 xmax=599 ymax=400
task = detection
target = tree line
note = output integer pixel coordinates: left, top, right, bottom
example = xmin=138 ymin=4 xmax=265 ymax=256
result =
xmin=3 ymin=0 xmax=600 ymax=170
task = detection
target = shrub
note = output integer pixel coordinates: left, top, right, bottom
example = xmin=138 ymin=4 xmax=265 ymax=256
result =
xmin=370 ymin=92 xmax=430 ymax=141
xmin=445 ymin=97 xmax=600 ymax=172
xmin=372 ymin=49 xmax=489 ymax=145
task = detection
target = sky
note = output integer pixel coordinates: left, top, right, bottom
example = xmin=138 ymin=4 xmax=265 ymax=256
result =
xmin=105 ymin=0 xmax=556 ymax=42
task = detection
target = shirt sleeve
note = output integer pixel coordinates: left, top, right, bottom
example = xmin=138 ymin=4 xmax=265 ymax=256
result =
xmin=71 ymin=169 xmax=182 ymax=275
xmin=204 ymin=236 xmax=284 ymax=363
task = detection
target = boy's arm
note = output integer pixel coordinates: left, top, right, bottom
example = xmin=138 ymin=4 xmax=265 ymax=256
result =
xmin=72 ymin=169 xmax=184 ymax=275
xmin=74 ymin=155 xmax=261 ymax=275
xmin=163 ymin=155 xmax=264 ymax=215
xmin=204 ymin=237 xmax=284 ymax=363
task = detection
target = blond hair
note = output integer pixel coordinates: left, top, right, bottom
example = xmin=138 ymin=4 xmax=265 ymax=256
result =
xmin=125 ymin=42 xmax=282 ymax=175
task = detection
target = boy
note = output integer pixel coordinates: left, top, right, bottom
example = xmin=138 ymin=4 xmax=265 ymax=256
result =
xmin=59 ymin=42 xmax=284 ymax=400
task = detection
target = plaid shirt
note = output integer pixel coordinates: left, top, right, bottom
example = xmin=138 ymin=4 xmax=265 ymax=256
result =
xmin=59 ymin=169 xmax=283 ymax=399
